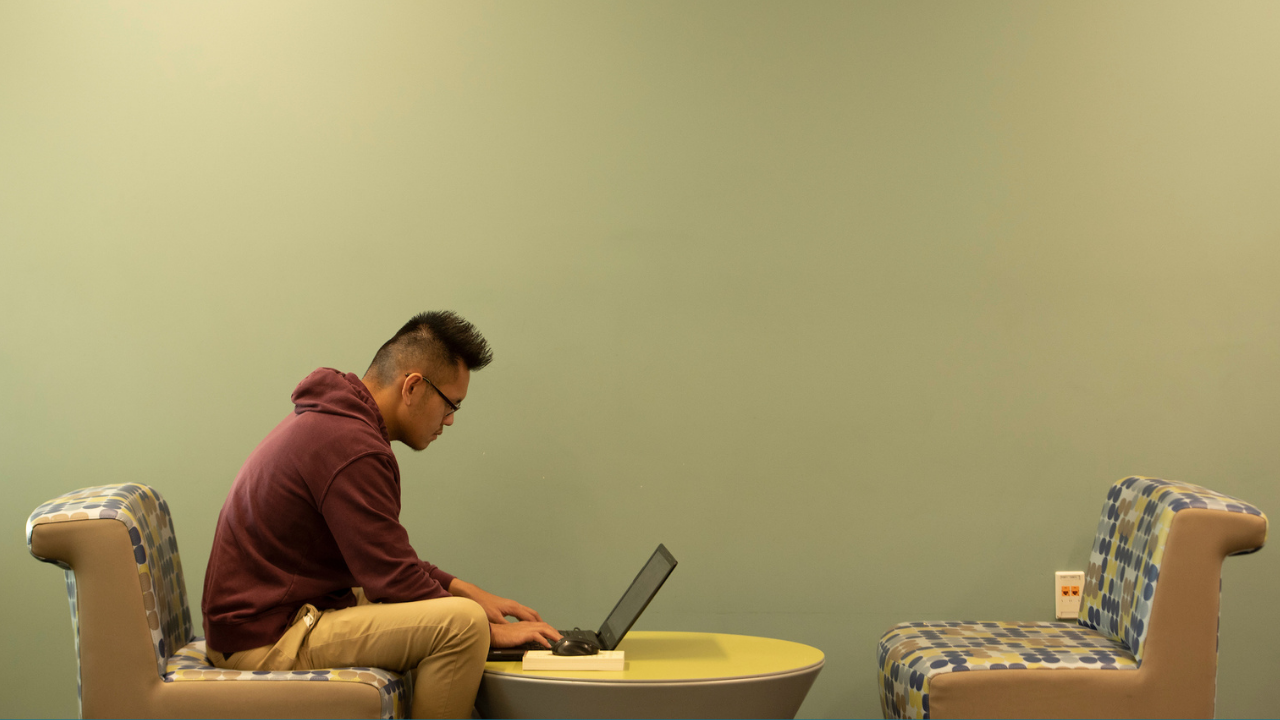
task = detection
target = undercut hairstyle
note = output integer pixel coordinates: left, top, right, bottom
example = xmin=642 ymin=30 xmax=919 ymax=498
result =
xmin=366 ymin=311 xmax=493 ymax=387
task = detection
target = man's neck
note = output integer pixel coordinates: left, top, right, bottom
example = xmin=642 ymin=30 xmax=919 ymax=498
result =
xmin=362 ymin=376 xmax=402 ymax=443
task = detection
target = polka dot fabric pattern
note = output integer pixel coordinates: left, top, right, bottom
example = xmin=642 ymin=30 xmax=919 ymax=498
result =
xmin=26 ymin=483 xmax=195 ymax=679
xmin=62 ymin=569 xmax=82 ymax=715
xmin=166 ymin=640 xmax=412 ymax=719
xmin=1078 ymin=476 xmax=1265 ymax=663
xmin=877 ymin=621 xmax=1136 ymax=719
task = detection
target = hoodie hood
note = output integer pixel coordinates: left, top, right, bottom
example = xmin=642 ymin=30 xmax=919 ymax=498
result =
xmin=291 ymin=368 xmax=390 ymax=442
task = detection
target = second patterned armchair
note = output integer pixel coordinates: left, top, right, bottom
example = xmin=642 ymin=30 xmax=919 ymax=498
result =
xmin=877 ymin=476 xmax=1267 ymax=719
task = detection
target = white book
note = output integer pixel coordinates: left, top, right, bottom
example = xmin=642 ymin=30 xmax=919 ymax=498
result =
xmin=521 ymin=650 xmax=625 ymax=671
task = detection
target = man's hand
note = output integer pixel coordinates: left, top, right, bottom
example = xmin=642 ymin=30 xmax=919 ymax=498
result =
xmin=490 ymin=621 xmax=563 ymax=649
xmin=449 ymin=578 xmax=544 ymax=624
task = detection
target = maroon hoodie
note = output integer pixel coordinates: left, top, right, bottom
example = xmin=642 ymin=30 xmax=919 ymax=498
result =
xmin=202 ymin=368 xmax=455 ymax=653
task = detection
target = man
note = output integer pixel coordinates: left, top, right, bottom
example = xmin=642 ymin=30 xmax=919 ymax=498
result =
xmin=202 ymin=311 xmax=560 ymax=719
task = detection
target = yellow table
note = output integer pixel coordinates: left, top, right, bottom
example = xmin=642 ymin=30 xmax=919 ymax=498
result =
xmin=476 ymin=631 xmax=824 ymax=719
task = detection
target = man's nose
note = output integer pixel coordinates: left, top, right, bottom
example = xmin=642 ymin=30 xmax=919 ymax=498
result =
xmin=444 ymin=413 xmax=455 ymax=426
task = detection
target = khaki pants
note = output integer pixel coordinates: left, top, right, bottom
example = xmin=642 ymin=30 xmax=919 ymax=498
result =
xmin=209 ymin=590 xmax=489 ymax=719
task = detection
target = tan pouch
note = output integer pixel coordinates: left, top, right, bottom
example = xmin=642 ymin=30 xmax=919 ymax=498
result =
xmin=258 ymin=604 xmax=322 ymax=671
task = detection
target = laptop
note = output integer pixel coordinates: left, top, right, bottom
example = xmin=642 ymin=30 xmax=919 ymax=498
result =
xmin=486 ymin=544 xmax=678 ymax=661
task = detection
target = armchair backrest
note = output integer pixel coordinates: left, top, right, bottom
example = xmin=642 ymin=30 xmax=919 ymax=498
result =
xmin=27 ymin=483 xmax=195 ymax=679
xmin=1079 ymin=476 xmax=1266 ymax=665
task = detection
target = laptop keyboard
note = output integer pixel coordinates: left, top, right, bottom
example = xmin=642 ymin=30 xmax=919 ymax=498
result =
xmin=512 ymin=628 xmax=598 ymax=651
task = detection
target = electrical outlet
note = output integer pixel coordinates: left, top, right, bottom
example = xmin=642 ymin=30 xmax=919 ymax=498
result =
xmin=1055 ymin=571 xmax=1084 ymax=619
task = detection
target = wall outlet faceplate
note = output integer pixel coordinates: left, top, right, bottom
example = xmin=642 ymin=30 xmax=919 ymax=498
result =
xmin=1055 ymin=571 xmax=1084 ymax=619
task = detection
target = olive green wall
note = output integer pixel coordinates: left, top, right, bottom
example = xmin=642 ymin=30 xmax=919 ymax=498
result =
xmin=2 ymin=2 xmax=1277 ymax=717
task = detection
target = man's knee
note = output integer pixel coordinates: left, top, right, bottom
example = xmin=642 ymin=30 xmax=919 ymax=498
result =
xmin=437 ymin=596 xmax=488 ymax=648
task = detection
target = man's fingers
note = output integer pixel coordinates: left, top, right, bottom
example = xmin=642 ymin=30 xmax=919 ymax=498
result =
xmin=522 ymin=622 xmax=561 ymax=647
xmin=520 ymin=624 xmax=554 ymax=648
xmin=509 ymin=606 xmax=542 ymax=623
xmin=491 ymin=620 xmax=566 ymax=648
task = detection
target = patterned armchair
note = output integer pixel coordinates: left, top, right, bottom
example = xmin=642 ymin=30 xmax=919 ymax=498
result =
xmin=27 ymin=483 xmax=411 ymax=718
xmin=877 ymin=477 xmax=1267 ymax=719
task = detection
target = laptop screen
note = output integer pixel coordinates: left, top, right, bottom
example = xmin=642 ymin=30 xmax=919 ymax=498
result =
xmin=596 ymin=544 xmax=678 ymax=650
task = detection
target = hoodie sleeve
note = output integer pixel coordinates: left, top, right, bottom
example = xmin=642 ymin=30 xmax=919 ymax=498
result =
xmin=319 ymin=453 xmax=457 ymax=602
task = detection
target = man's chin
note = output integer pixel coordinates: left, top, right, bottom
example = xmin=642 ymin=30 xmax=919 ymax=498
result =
xmin=413 ymin=433 xmax=441 ymax=451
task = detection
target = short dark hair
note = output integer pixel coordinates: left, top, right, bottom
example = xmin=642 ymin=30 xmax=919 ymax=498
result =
xmin=366 ymin=311 xmax=493 ymax=386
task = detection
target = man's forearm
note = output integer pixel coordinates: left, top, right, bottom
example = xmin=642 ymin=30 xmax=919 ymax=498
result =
xmin=448 ymin=578 xmax=476 ymax=598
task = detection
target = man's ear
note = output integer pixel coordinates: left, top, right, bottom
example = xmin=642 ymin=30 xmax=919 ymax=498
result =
xmin=400 ymin=374 xmax=418 ymax=406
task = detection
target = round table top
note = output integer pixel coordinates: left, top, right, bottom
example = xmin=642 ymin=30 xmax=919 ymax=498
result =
xmin=483 ymin=631 xmax=824 ymax=683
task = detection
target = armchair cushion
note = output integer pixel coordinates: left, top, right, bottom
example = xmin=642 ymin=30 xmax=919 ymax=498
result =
xmin=166 ymin=640 xmax=412 ymax=719
xmin=878 ymin=620 xmax=1136 ymax=718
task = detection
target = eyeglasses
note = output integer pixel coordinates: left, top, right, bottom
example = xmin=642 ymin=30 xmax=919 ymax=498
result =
xmin=404 ymin=373 xmax=461 ymax=416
